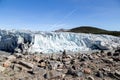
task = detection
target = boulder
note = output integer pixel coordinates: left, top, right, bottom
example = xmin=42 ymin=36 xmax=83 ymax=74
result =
xmin=102 ymin=68 xmax=110 ymax=72
xmin=88 ymin=54 xmax=94 ymax=60
xmin=3 ymin=60 xmax=11 ymax=67
xmin=115 ymin=70 xmax=120 ymax=77
xmin=50 ymin=54 xmax=57 ymax=60
xmin=107 ymin=52 xmax=112 ymax=56
xmin=0 ymin=66 xmax=6 ymax=72
xmin=62 ymin=50 xmax=67 ymax=58
xmin=84 ymin=68 xmax=92 ymax=74
xmin=93 ymin=55 xmax=99 ymax=59
xmin=96 ymin=71 xmax=104 ymax=78
xmin=75 ymin=71 xmax=83 ymax=77
xmin=19 ymin=61 xmax=34 ymax=69
xmin=14 ymin=53 xmax=23 ymax=58
xmin=12 ymin=64 xmax=22 ymax=72
xmin=102 ymin=58 xmax=113 ymax=63
xmin=7 ymin=55 xmax=16 ymax=61
xmin=44 ymin=70 xmax=65 ymax=79
xmin=112 ymin=56 xmax=120 ymax=61
xmin=67 ymin=68 xmax=83 ymax=77
xmin=87 ymin=76 xmax=95 ymax=80
xmin=33 ymin=56 xmax=40 ymax=62
xmin=39 ymin=62 xmax=46 ymax=67
xmin=115 ymin=48 xmax=120 ymax=53
xmin=49 ymin=61 xmax=63 ymax=70
xmin=70 ymin=59 xmax=78 ymax=64
xmin=30 ymin=67 xmax=46 ymax=75
xmin=80 ymin=54 xmax=89 ymax=61
xmin=113 ymin=52 xmax=119 ymax=56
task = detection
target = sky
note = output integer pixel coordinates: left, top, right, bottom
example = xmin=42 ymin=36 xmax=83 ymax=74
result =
xmin=0 ymin=0 xmax=120 ymax=31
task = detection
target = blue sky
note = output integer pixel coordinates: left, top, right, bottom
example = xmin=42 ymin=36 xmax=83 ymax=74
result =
xmin=0 ymin=0 xmax=120 ymax=31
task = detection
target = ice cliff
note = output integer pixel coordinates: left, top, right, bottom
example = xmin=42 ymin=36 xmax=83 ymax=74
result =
xmin=0 ymin=29 xmax=120 ymax=53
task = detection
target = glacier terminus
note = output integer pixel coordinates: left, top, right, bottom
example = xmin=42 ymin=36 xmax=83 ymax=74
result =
xmin=0 ymin=29 xmax=120 ymax=53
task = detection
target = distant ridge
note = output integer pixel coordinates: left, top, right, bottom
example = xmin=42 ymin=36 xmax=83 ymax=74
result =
xmin=54 ymin=28 xmax=68 ymax=32
xmin=56 ymin=26 xmax=120 ymax=36
xmin=69 ymin=26 xmax=107 ymax=33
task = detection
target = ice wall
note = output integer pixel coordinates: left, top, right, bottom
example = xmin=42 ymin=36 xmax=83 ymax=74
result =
xmin=29 ymin=32 xmax=120 ymax=53
xmin=0 ymin=29 xmax=120 ymax=53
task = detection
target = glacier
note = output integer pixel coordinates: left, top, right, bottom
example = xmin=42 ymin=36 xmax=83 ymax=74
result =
xmin=0 ymin=29 xmax=120 ymax=53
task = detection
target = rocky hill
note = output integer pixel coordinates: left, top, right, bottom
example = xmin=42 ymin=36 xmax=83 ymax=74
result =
xmin=67 ymin=26 xmax=120 ymax=36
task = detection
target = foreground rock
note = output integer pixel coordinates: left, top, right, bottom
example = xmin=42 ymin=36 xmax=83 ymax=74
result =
xmin=0 ymin=48 xmax=119 ymax=80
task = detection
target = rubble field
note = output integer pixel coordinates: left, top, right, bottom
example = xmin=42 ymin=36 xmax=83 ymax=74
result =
xmin=0 ymin=49 xmax=120 ymax=80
